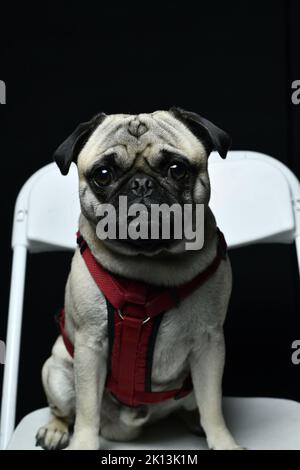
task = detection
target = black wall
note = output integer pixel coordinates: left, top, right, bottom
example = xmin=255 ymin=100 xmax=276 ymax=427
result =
xmin=0 ymin=1 xmax=300 ymax=424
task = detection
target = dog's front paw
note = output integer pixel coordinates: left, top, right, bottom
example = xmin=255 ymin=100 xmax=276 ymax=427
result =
xmin=207 ymin=429 xmax=245 ymax=450
xmin=65 ymin=432 xmax=100 ymax=450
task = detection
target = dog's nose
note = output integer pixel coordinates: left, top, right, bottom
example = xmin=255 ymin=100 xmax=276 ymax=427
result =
xmin=130 ymin=176 xmax=153 ymax=197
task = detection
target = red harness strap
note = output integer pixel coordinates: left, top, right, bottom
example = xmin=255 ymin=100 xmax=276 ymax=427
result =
xmin=59 ymin=229 xmax=227 ymax=407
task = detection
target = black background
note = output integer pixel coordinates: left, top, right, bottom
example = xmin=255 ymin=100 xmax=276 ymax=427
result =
xmin=0 ymin=0 xmax=300 ymax=424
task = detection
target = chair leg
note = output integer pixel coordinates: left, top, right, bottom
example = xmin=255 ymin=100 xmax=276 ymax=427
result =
xmin=0 ymin=245 xmax=27 ymax=450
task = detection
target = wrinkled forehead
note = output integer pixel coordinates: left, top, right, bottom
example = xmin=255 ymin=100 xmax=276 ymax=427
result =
xmin=78 ymin=111 xmax=206 ymax=173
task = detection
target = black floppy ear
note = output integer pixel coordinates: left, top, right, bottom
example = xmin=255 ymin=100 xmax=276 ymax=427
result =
xmin=170 ymin=107 xmax=231 ymax=159
xmin=53 ymin=112 xmax=107 ymax=175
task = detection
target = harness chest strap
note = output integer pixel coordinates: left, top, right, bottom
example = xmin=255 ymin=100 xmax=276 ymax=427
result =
xmin=59 ymin=229 xmax=227 ymax=407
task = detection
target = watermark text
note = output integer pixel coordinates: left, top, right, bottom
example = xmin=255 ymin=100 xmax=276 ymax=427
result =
xmin=291 ymin=80 xmax=300 ymax=105
xmin=0 ymin=340 xmax=6 ymax=365
xmin=96 ymin=197 xmax=204 ymax=251
xmin=0 ymin=80 xmax=6 ymax=104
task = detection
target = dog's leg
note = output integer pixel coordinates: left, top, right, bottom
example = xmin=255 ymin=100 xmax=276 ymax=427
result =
xmin=36 ymin=337 xmax=75 ymax=450
xmin=66 ymin=332 xmax=107 ymax=450
xmin=190 ymin=330 xmax=242 ymax=450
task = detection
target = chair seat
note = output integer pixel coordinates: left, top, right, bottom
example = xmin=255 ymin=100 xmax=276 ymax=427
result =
xmin=7 ymin=397 xmax=300 ymax=450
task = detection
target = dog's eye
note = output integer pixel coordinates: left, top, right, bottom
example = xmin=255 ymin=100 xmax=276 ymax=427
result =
xmin=168 ymin=162 xmax=187 ymax=181
xmin=92 ymin=167 xmax=112 ymax=188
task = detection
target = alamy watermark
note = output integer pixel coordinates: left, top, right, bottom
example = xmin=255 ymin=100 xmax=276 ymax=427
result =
xmin=291 ymin=340 xmax=300 ymax=365
xmin=96 ymin=196 xmax=204 ymax=250
xmin=0 ymin=340 xmax=5 ymax=365
xmin=0 ymin=80 xmax=6 ymax=104
xmin=291 ymin=80 xmax=300 ymax=105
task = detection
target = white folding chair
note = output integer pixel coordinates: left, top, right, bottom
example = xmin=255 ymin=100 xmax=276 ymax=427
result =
xmin=1 ymin=150 xmax=300 ymax=450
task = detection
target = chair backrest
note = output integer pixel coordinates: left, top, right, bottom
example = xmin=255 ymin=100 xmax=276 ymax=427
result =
xmin=13 ymin=163 xmax=80 ymax=252
xmin=209 ymin=151 xmax=300 ymax=247
xmin=13 ymin=150 xmax=300 ymax=252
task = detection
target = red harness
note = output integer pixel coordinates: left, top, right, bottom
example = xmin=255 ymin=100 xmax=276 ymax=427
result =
xmin=59 ymin=229 xmax=227 ymax=407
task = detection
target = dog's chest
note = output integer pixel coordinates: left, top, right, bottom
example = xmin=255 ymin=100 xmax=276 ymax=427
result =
xmin=69 ymin=250 xmax=217 ymax=385
xmin=77 ymin=291 xmax=209 ymax=385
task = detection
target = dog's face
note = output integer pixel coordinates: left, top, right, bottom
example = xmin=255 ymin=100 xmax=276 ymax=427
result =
xmin=54 ymin=108 xmax=231 ymax=255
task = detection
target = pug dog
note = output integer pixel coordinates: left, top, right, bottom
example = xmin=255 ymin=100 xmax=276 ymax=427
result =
xmin=36 ymin=108 xmax=242 ymax=450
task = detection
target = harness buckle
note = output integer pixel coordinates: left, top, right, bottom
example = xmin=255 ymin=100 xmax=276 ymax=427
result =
xmin=117 ymin=309 xmax=150 ymax=325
